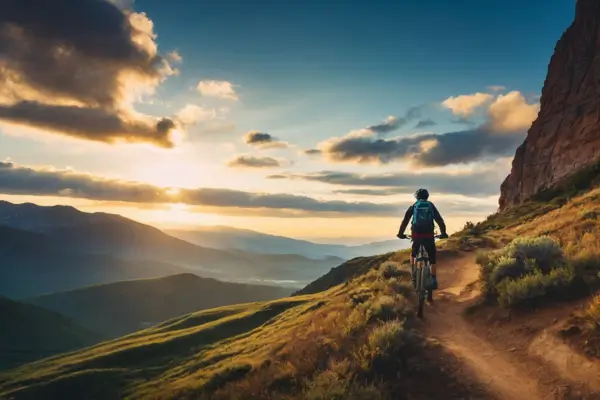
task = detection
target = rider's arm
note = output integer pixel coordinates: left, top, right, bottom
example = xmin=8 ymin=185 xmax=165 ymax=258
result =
xmin=397 ymin=205 xmax=414 ymax=235
xmin=431 ymin=203 xmax=447 ymax=235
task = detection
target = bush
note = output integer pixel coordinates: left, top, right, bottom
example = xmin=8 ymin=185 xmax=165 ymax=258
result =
xmin=369 ymin=294 xmax=410 ymax=321
xmin=367 ymin=320 xmax=415 ymax=360
xmin=365 ymin=320 xmax=419 ymax=374
xmin=496 ymin=266 xmax=575 ymax=308
xmin=463 ymin=221 xmax=475 ymax=230
xmin=303 ymin=371 xmax=387 ymax=400
xmin=477 ymin=236 xmax=575 ymax=307
xmin=379 ymin=262 xmax=406 ymax=279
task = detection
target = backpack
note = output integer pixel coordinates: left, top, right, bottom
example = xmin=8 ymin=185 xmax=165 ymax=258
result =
xmin=412 ymin=200 xmax=434 ymax=233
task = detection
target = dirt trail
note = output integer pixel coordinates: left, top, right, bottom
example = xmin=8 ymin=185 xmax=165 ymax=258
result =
xmin=420 ymin=254 xmax=600 ymax=400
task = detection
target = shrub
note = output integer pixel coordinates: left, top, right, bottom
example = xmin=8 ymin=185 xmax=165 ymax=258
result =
xmin=379 ymin=262 xmax=406 ymax=279
xmin=369 ymin=294 xmax=410 ymax=321
xmin=463 ymin=221 xmax=475 ymax=230
xmin=385 ymin=278 xmax=413 ymax=297
xmin=477 ymin=236 xmax=575 ymax=307
xmin=367 ymin=320 xmax=409 ymax=357
xmin=496 ymin=266 xmax=575 ymax=308
xmin=303 ymin=371 xmax=387 ymax=400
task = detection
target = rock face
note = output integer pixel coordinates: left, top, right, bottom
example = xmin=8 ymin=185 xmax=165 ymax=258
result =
xmin=499 ymin=0 xmax=600 ymax=211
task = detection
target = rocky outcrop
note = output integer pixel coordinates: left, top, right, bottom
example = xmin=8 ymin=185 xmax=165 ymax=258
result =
xmin=499 ymin=0 xmax=600 ymax=210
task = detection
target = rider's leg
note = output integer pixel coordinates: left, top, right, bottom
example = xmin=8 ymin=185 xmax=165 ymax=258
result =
xmin=426 ymin=239 xmax=438 ymax=290
xmin=410 ymin=242 xmax=418 ymax=287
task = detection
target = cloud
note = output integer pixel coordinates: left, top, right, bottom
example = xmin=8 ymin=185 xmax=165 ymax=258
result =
xmin=243 ymin=131 xmax=290 ymax=149
xmin=415 ymin=119 xmax=436 ymax=129
xmin=269 ymin=168 xmax=506 ymax=197
xmin=0 ymin=161 xmax=169 ymax=203
xmin=318 ymin=128 xmax=523 ymax=166
xmin=0 ymin=0 xmax=180 ymax=147
xmin=348 ymin=107 xmax=422 ymax=138
xmin=0 ymin=102 xmax=176 ymax=147
xmin=488 ymin=85 xmax=506 ymax=92
xmin=167 ymin=50 xmax=183 ymax=63
xmin=180 ymin=189 xmax=397 ymax=216
xmin=304 ymin=149 xmax=322 ymax=156
xmin=196 ymin=80 xmax=238 ymax=101
xmin=227 ymin=156 xmax=284 ymax=168
xmin=174 ymin=105 xmax=216 ymax=126
xmin=315 ymin=90 xmax=538 ymax=167
xmin=486 ymin=91 xmax=540 ymax=132
xmin=442 ymin=93 xmax=494 ymax=117
xmin=0 ymin=161 xmax=399 ymax=217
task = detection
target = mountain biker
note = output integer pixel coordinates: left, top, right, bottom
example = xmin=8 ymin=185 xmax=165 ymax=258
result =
xmin=396 ymin=188 xmax=448 ymax=290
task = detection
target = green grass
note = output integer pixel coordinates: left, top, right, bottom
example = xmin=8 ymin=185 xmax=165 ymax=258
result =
xmin=0 ymin=261 xmax=429 ymax=400
xmin=26 ymin=273 xmax=292 ymax=338
xmin=0 ymin=297 xmax=103 ymax=371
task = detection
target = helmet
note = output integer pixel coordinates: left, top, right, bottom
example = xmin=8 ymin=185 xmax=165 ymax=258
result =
xmin=415 ymin=188 xmax=429 ymax=200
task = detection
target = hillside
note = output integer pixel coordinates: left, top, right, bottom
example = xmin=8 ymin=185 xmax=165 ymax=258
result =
xmin=0 ymin=260 xmax=485 ymax=400
xmin=27 ymin=273 xmax=293 ymax=338
xmin=0 ymin=201 xmax=344 ymax=289
xmin=167 ymin=226 xmax=405 ymax=260
xmin=0 ymin=297 xmax=102 ymax=370
xmin=0 ymin=225 xmax=190 ymax=298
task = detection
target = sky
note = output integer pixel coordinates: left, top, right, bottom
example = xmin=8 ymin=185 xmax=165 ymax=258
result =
xmin=0 ymin=0 xmax=576 ymax=243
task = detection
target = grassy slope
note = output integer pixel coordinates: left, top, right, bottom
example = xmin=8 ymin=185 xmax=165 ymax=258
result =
xmin=27 ymin=273 xmax=293 ymax=338
xmin=0 ymin=297 xmax=102 ymax=370
xmin=0 ymin=260 xmax=483 ymax=400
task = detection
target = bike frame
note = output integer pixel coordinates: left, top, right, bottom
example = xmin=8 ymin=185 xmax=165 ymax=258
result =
xmin=402 ymin=234 xmax=441 ymax=318
xmin=413 ymin=244 xmax=431 ymax=293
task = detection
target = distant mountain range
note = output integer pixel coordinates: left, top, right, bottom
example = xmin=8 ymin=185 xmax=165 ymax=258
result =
xmin=27 ymin=273 xmax=293 ymax=338
xmin=0 ymin=201 xmax=345 ymax=297
xmin=167 ymin=226 xmax=406 ymax=260
xmin=0 ymin=296 xmax=101 ymax=370
xmin=0 ymin=224 xmax=191 ymax=298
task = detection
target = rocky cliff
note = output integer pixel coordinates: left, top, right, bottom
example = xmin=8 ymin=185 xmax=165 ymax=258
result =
xmin=499 ymin=0 xmax=600 ymax=210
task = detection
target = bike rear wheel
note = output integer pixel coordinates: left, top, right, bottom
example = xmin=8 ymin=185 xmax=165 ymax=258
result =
xmin=417 ymin=289 xmax=425 ymax=318
xmin=416 ymin=262 xmax=426 ymax=318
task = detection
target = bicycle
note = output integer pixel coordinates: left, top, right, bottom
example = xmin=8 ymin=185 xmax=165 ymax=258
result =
xmin=400 ymin=234 xmax=442 ymax=318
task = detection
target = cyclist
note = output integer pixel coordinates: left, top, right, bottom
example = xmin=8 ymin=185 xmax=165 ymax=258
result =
xmin=396 ymin=188 xmax=448 ymax=290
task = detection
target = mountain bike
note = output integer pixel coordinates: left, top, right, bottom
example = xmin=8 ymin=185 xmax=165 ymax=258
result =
xmin=402 ymin=235 xmax=441 ymax=318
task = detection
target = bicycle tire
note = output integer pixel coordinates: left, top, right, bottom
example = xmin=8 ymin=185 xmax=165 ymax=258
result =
xmin=417 ymin=289 xmax=425 ymax=318
xmin=416 ymin=257 xmax=426 ymax=318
